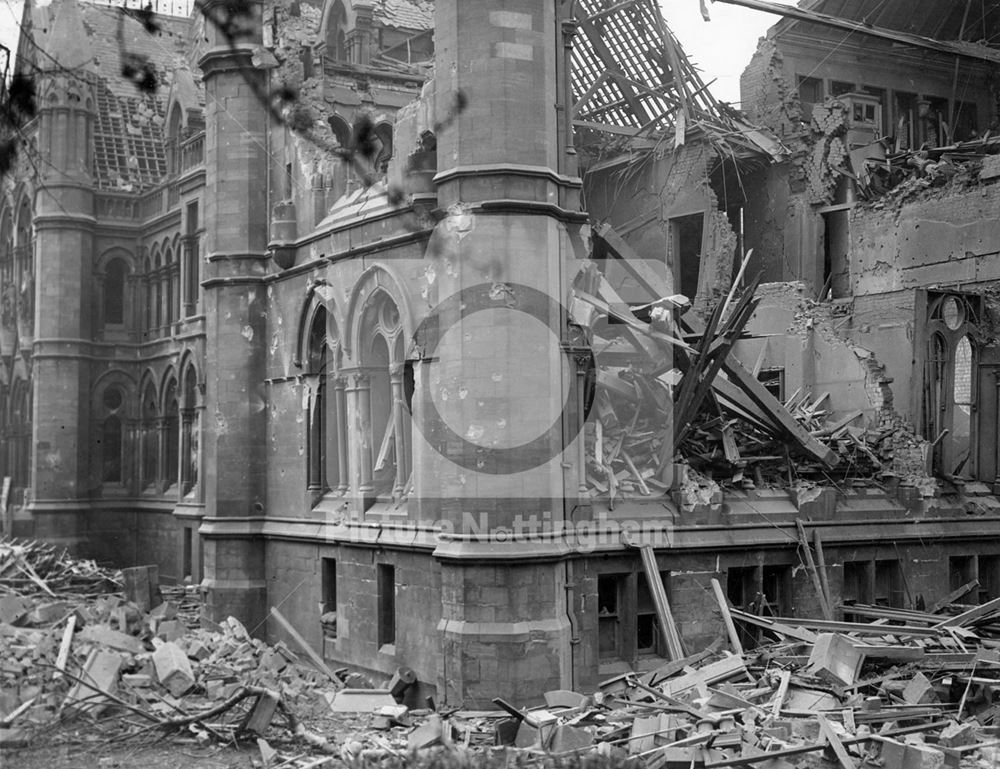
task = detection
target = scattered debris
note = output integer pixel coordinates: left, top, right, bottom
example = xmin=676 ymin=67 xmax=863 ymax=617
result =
xmin=8 ymin=536 xmax=1000 ymax=767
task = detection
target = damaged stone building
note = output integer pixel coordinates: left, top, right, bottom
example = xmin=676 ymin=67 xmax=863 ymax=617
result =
xmin=4 ymin=0 xmax=1000 ymax=706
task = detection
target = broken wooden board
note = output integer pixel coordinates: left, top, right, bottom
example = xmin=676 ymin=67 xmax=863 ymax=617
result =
xmin=637 ymin=545 xmax=684 ymax=660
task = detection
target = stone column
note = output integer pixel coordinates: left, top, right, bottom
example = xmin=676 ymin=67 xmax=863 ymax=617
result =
xmin=333 ymin=375 xmax=349 ymax=494
xmin=390 ymin=363 xmax=407 ymax=498
xmin=349 ymin=372 xmax=374 ymax=499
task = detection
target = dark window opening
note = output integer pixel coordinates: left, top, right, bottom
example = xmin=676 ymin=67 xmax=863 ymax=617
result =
xmin=875 ymin=559 xmax=905 ymax=608
xmin=953 ymin=100 xmax=978 ymax=142
xmin=757 ymin=368 xmax=785 ymax=402
xmin=727 ymin=565 xmax=764 ymax=649
xmin=182 ymin=528 xmax=193 ymax=580
xmin=979 ymin=556 xmax=1000 ymax=604
xmin=831 ymin=80 xmax=854 ymax=97
xmin=921 ymin=96 xmax=949 ymax=147
xmin=797 ymin=75 xmax=822 ymax=121
xmin=670 ymin=213 xmax=703 ymax=301
xmin=377 ymin=563 xmax=395 ymax=647
xmin=763 ymin=565 xmax=791 ymax=617
xmin=104 ymin=259 xmax=127 ymax=325
xmin=102 ymin=415 xmax=122 ymax=483
xmin=842 ymin=560 xmax=872 ymax=621
xmin=636 ymin=571 xmax=670 ymax=655
xmin=894 ymin=91 xmax=918 ymax=150
xmin=598 ymin=574 xmax=624 ymax=660
xmin=322 ymin=557 xmax=337 ymax=638
xmin=861 ymin=85 xmax=888 ymax=135
xmin=823 ymin=210 xmax=850 ymax=299
xmin=949 ymin=555 xmax=976 ymax=593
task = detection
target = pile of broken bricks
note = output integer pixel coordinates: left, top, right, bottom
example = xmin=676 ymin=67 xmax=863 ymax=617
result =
xmin=8 ymin=539 xmax=1000 ymax=767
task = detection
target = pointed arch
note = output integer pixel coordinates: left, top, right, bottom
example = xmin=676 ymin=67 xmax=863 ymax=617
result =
xmin=344 ymin=264 xmax=414 ymax=360
xmin=319 ymin=0 xmax=354 ymax=63
xmin=298 ymin=284 xmax=347 ymax=500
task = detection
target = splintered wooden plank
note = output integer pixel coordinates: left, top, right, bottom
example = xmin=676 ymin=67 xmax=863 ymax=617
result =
xmin=721 ymin=356 xmax=839 ymax=468
xmin=595 ymin=222 xmax=837 ymax=467
xmin=929 ymin=579 xmax=980 ymax=613
xmin=816 ymin=713 xmax=858 ymax=769
xmin=637 ymin=545 xmax=684 ymax=660
xmin=934 ymin=594 xmax=1000 ymax=629
xmin=710 ymin=578 xmax=744 ymax=656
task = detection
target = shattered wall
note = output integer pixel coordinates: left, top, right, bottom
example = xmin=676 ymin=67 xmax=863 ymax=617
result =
xmin=583 ymin=142 xmax=737 ymax=309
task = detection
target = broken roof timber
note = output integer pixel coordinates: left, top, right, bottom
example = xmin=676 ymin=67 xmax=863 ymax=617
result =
xmin=592 ymin=222 xmax=839 ymax=469
xmin=714 ymin=0 xmax=1000 ymax=65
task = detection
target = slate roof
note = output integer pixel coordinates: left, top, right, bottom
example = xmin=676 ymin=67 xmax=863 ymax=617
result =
xmin=373 ymin=0 xmax=433 ymax=32
xmin=31 ymin=0 xmax=192 ymax=191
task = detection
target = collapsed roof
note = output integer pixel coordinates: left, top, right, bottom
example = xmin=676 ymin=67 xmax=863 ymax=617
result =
xmin=570 ymin=0 xmax=786 ymax=160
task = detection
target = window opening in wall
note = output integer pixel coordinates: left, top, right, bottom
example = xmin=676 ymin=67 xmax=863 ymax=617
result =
xmin=949 ymin=555 xmax=976 ymax=593
xmin=598 ymin=574 xmax=624 ymax=660
xmin=104 ymin=258 xmax=127 ymax=325
xmin=842 ymin=560 xmax=872 ymax=622
xmin=822 ymin=210 xmax=850 ymax=299
xmin=669 ymin=213 xmax=703 ymax=301
xmin=757 ymin=368 xmax=785 ymax=402
xmin=922 ymin=293 xmax=981 ymax=478
xmin=875 ymin=559 xmax=904 ymax=608
xmin=727 ymin=565 xmax=764 ymax=649
xmin=920 ymin=96 xmax=949 ymax=146
xmin=165 ymin=380 xmax=179 ymax=487
xmin=830 ymin=80 xmax=854 ymax=97
xmin=141 ymin=385 xmax=158 ymax=490
xmin=762 ymin=565 xmax=791 ymax=617
xmin=182 ymin=527 xmax=193 ymax=580
xmin=377 ymin=563 xmax=395 ymax=647
xmin=952 ymin=335 xmax=975 ymax=475
xmin=184 ymin=202 xmax=200 ymax=317
xmin=307 ymin=309 xmax=329 ymax=495
xmin=796 ymin=75 xmax=822 ymax=121
xmin=636 ymin=571 xmax=670 ymax=655
xmin=322 ymin=558 xmax=337 ymax=639
xmin=861 ymin=85 xmax=888 ymax=135
xmin=102 ymin=414 xmax=123 ymax=483
xmin=894 ymin=91 xmax=917 ymax=151
xmin=979 ymin=556 xmax=1000 ymax=603
xmin=953 ymin=100 xmax=978 ymax=142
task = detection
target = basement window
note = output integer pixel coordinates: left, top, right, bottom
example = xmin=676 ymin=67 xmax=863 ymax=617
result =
xmin=377 ymin=563 xmax=396 ymax=648
xmin=979 ymin=556 xmax=1000 ymax=603
xmin=762 ymin=565 xmax=792 ymax=617
xmin=950 ymin=555 xmax=976 ymax=594
xmin=598 ymin=574 xmax=624 ymax=660
xmin=842 ymin=560 xmax=873 ymax=622
xmin=322 ymin=558 xmax=337 ymax=638
xmin=874 ymin=559 xmax=905 ymax=608
xmin=636 ymin=571 xmax=670 ymax=656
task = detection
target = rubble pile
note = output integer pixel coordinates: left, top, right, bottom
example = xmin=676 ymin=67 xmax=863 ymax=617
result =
xmin=7 ymin=538 xmax=1000 ymax=767
xmin=0 ymin=538 xmax=120 ymax=596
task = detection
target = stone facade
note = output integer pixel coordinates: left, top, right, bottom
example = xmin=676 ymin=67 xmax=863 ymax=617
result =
xmin=7 ymin=0 xmax=1000 ymax=707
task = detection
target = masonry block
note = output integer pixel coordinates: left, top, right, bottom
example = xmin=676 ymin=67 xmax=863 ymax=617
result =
xmin=153 ymin=641 xmax=195 ymax=697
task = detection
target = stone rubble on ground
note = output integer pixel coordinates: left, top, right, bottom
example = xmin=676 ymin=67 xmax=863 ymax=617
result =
xmin=6 ymin=538 xmax=1000 ymax=767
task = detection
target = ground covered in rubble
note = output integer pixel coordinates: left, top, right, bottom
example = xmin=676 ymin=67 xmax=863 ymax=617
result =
xmin=9 ymin=538 xmax=1000 ymax=769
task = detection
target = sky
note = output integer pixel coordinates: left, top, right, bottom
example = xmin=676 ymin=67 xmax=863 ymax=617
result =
xmin=0 ymin=0 xmax=796 ymax=105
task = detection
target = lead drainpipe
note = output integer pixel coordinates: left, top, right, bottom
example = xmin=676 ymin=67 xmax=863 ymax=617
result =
xmin=561 ymin=0 xmax=583 ymax=693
